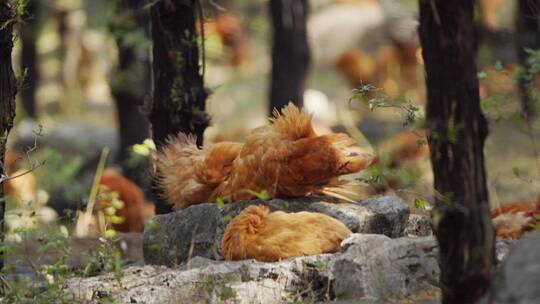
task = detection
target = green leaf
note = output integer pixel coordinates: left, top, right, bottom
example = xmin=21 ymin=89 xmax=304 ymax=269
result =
xmin=148 ymin=243 xmax=161 ymax=252
xmin=414 ymin=198 xmax=427 ymax=210
xmin=512 ymin=167 xmax=520 ymax=177
xmin=215 ymin=197 xmax=225 ymax=208
xmin=111 ymin=198 xmax=125 ymax=210
xmin=477 ymin=71 xmax=487 ymax=79
xmin=110 ymin=215 xmax=125 ymax=224
xmin=244 ymin=189 xmax=270 ymax=201
xmin=105 ymin=229 xmax=117 ymax=238
xmin=220 ymin=214 xmax=232 ymax=225
xmin=481 ymin=96 xmax=498 ymax=111
xmin=513 ymin=113 xmax=524 ymax=132
xmin=104 ymin=206 xmax=116 ymax=216
xmin=494 ymin=60 xmax=503 ymax=71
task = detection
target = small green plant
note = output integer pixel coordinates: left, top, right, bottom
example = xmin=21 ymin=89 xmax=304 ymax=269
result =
xmin=243 ymin=189 xmax=270 ymax=201
xmin=414 ymin=198 xmax=427 ymax=210
xmin=350 ymin=83 xmax=424 ymax=128
xmin=204 ymin=278 xmax=237 ymax=302
xmin=215 ymin=196 xmax=231 ymax=208
xmin=125 ymin=138 xmax=156 ymax=168
xmin=81 ymin=236 xmax=124 ymax=283
xmin=0 ymin=0 xmax=27 ymax=31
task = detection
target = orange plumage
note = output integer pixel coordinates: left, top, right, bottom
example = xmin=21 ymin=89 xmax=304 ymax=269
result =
xmin=491 ymin=196 xmax=540 ymax=239
xmin=154 ymin=103 xmax=373 ymax=209
xmin=203 ymin=13 xmax=249 ymax=68
xmin=2 ymin=149 xmax=37 ymax=203
xmin=334 ymin=49 xmax=377 ymax=89
xmin=378 ymin=131 xmax=429 ymax=168
xmin=334 ymin=43 xmax=421 ymax=97
xmin=221 ymin=205 xmax=352 ymax=262
xmin=98 ymin=169 xmax=154 ymax=233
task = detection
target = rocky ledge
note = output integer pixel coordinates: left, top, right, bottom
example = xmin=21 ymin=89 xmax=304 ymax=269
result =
xmin=143 ymin=196 xmax=411 ymax=266
xmin=62 ymin=196 xmax=526 ymax=303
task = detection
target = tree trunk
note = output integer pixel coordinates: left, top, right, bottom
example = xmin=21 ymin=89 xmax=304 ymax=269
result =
xmin=149 ymin=0 xmax=209 ymax=214
xmin=418 ymin=1 xmax=494 ymax=303
xmin=20 ymin=0 xmax=38 ymax=118
xmin=516 ymin=0 xmax=540 ymax=118
xmin=109 ymin=0 xmax=151 ymax=189
xmin=269 ymin=0 xmax=310 ymax=114
xmin=0 ymin=1 xmax=17 ymax=270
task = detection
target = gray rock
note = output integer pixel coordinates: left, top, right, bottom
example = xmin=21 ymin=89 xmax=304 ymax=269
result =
xmin=495 ymin=239 xmax=516 ymax=264
xmin=480 ymin=231 xmax=540 ymax=304
xmin=404 ymin=214 xmax=433 ymax=237
xmin=64 ymin=254 xmax=335 ymax=304
xmin=332 ymin=234 xmax=440 ymax=301
xmin=143 ymin=203 xmax=222 ymax=266
xmin=65 ymin=234 xmax=443 ymax=303
xmin=143 ymin=196 xmax=410 ymax=266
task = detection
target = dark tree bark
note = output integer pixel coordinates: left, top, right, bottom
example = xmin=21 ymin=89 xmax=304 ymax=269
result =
xmin=269 ymin=0 xmax=310 ymax=114
xmin=19 ymin=0 xmax=38 ymax=118
xmin=149 ymin=0 xmax=209 ymax=214
xmin=516 ymin=0 xmax=540 ymax=118
xmin=0 ymin=1 xmax=17 ymax=270
xmin=109 ymin=0 xmax=151 ymax=188
xmin=418 ymin=1 xmax=495 ymax=303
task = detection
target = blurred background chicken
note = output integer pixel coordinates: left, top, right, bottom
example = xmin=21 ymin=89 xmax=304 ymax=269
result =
xmin=2 ymin=149 xmax=57 ymax=241
xmin=221 ymin=205 xmax=351 ymax=262
xmin=155 ymin=103 xmax=373 ymax=209
xmin=203 ymin=12 xmax=250 ymax=69
xmin=358 ymin=131 xmax=431 ymax=198
xmin=96 ymin=168 xmax=155 ymax=233
xmin=492 ymin=195 xmax=540 ymax=239
xmin=334 ymin=41 xmax=422 ymax=98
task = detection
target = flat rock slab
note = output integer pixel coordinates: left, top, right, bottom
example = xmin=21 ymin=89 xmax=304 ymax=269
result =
xmin=404 ymin=214 xmax=433 ymax=237
xmin=480 ymin=231 xmax=540 ymax=304
xmin=65 ymin=234 xmax=440 ymax=304
xmin=333 ymin=234 xmax=440 ymax=300
xmin=143 ymin=196 xmax=410 ymax=266
xmin=63 ymin=234 xmax=518 ymax=303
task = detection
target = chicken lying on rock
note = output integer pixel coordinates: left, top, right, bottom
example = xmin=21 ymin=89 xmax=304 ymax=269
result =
xmin=492 ymin=196 xmax=540 ymax=239
xmin=221 ymin=205 xmax=352 ymax=262
xmin=154 ymin=103 xmax=373 ymax=209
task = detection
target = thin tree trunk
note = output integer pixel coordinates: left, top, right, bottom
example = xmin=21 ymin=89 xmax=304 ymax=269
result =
xmin=418 ymin=1 xmax=495 ymax=303
xmin=269 ymin=0 xmax=310 ymax=114
xmin=20 ymin=0 xmax=38 ymax=118
xmin=110 ymin=0 xmax=151 ymax=188
xmin=0 ymin=1 xmax=17 ymax=270
xmin=516 ymin=0 xmax=540 ymax=118
xmin=149 ymin=0 xmax=209 ymax=214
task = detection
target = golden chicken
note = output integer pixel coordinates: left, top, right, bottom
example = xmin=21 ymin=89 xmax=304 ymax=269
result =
xmin=203 ymin=12 xmax=249 ymax=68
xmin=378 ymin=131 xmax=429 ymax=169
xmin=2 ymin=149 xmax=37 ymax=204
xmin=334 ymin=43 xmax=421 ymax=97
xmin=154 ymin=103 xmax=373 ymax=209
xmin=221 ymin=205 xmax=352 ymax=262
xmin=98 ymin=168 xmax=155 ymax=233
xmin=492 ymin=196 xmax=540 ymax=239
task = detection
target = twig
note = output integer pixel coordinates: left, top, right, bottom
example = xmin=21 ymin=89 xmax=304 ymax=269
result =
xmin=75 ymin=147 xmax=110 ymax=237
xmin=196 ymin=0 xmax=206 ymax=80
xmin=0 ymin=273 xmax=11 ymax=291
xmin=207 ymin=0 xmax=226 ymax=11
xmin=0 ymin=125 xmax=44 ymax=184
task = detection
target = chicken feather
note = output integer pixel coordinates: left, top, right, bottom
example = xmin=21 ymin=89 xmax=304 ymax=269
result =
xmin=154 ymin=103 xmax=373 ymax=209
xmin=221 ymin=205 xmax=352 ymax=262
